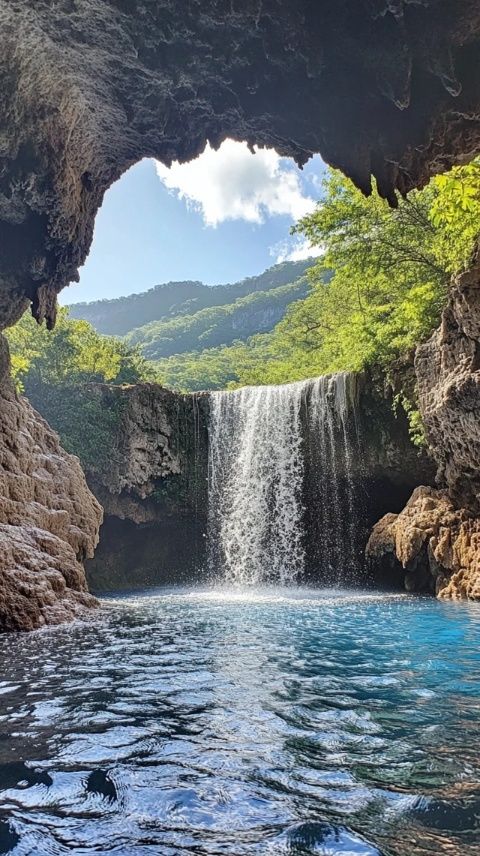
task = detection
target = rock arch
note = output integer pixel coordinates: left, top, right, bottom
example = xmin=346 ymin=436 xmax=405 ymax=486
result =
xmin=1 ymin=1 xmax=480 ymax=329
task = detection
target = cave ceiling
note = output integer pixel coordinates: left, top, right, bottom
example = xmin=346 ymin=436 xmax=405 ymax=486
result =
xmin=1 ymin=0 xmax=480 ymax=329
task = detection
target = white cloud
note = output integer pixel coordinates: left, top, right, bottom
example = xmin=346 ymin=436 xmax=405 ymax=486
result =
xmin=271 ymin=237 xmax=324 ymax=264
xmin=155 ymin=140 xmax=316 ymax=227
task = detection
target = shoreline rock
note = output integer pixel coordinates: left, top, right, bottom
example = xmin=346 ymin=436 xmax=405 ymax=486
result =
xmin=0 ymin=338 xmax=102 ymax=631
xmin=367 ymin=486 xmax=480 ymax=600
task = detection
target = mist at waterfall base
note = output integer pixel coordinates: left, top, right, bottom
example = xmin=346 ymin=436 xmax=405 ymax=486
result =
xmin=207 ymin=374 xmax=363 ymax=586
xmin=0 ymin=589 xmax=479 ymax=855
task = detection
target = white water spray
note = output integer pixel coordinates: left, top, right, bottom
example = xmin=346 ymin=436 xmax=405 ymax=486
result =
xmin=208 ymin=374 xmax=361 ymax=585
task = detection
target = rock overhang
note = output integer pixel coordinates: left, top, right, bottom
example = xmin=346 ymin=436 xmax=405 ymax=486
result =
xmin=1 ymin=0 xmax=480 ymax=328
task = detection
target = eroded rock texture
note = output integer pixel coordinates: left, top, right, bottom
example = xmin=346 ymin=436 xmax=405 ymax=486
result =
xmin=0 ymin=338 xmax=102 ymax=630
xmin=368 ymin=252 xmax=480 ymax=600
xmin=367 ymin=486 xmax=480 ymax=600
xmin=416 ymin=248 xmax=480 ymax=513
xmin=1 ymin=1 xmax=480 ymax=327
xmin=71 ymin=383 xmax=209 ymax=591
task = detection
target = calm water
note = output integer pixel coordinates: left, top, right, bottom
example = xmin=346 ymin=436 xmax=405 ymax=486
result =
xmin=0 ymin=587 xmax=479 ymax=855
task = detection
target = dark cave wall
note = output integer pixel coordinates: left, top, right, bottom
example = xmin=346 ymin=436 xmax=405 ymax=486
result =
xmin=1 ymin=1 xmax=480 ymax=330
xmin=86 ymin=513 xmax=207 ymax=592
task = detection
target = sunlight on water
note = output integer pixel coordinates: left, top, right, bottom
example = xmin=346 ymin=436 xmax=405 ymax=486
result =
xmin=0 ymin=586 xmax=478 ymax=855
xmin=107 ymin=585 xmax=409 ymax=608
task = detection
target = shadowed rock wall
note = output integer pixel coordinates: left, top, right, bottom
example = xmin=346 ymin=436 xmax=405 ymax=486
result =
xmin=1 ymin=1 xmax=480 ymax=328
xmin=72 ymin=383 xmax=209 ymax=591
xmin=0 ymin=337 xmax=102 ymax=630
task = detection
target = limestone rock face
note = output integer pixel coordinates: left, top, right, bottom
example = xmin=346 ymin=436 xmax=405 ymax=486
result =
xmin=0 ymin=339 xmax=102 ymax=631
xmin=68 ymin=383 xmax=209 ymax=591
xmin=367 ymin=486 xmax=480 ymax=600
xmin=1 ymin=1 xmax=480 ymax=327
xmin=78 ymin=383 xmax=208 ymax=506
xmin=415 ymin=251 xmax=480 ymax=513
xmin=368 ymin=249 xmax=480 ymax=600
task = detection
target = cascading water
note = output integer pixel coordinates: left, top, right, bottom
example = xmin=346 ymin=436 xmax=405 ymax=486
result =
xmin=207 ymin=373 xmax=362 ymax=585
xmin=208 ymin=383 xmax=306 ymax=585
xmin=306 ymin=373 xmax=362 ymax=583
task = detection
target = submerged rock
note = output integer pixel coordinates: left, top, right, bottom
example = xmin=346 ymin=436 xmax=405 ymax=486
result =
xmin=0 ymin=338 xmax=102 ymax=631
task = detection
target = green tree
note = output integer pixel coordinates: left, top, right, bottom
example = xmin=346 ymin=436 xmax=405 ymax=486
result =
xmin=5 ymin=308 xmax=158 ymax=469
xmin=430 ymin=160 xmax=480 ymax=273
xmin=6 ymin=307 xmax=156 ymax=392
xmin=152 ymin=162 xmax=480 ymax=409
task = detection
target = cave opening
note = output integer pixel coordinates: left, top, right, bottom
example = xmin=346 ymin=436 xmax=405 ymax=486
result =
xmin=16 ymin=137 xmax=435 ymax=596
xmin=12 ymin=138 xmax=445 ymax=596
xmin=1 ymin=0 xmax=480 ymax=615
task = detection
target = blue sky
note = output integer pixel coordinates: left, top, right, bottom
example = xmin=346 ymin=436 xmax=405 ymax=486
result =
xmin=63 ymin=142 xmax=326 ymax=305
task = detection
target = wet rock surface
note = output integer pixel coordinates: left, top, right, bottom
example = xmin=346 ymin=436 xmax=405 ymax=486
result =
xmin=416 ymin=249 xmax=480 ymax=513
xmin=0 ymin=339 xmax=102 ymax=631
xmin=367 ymin=486 xmax=480 ymax=600
xmin=1 ymin=1 xmax=480 ymax=326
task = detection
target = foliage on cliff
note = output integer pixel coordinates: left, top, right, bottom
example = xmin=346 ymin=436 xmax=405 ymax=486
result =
xmin=5 ymin=309 xmax=154 ymax=471
xmin=154 ymin=161 xmax=480 ymax=392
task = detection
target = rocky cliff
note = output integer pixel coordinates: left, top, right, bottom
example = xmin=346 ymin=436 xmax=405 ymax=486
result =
xmin=69 ymin=383 xmax=209 ymax=591
xmin=367 ymin=486 xmax=480 ymax=598
xmin=416 ymin=250 xmax=480 ymax=513
xmin=368 ymin=250 xmax=480 ymax=599
xmin=0 ymin=337 xmax=102 ymax=631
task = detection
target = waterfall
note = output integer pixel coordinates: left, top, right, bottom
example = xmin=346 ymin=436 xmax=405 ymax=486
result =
xmin=207 ymin=374 xmax=362 ymax=585
xmin=208 ymin=383 xmax=306 ymax=585
xmin=306 ymin=374 xmax=361 ymax=583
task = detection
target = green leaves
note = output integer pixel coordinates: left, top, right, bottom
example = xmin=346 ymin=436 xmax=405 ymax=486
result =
xmin=430 ymin=161 xmax=480 ymax=273
xmin=6 ymin=307 xmax=155 ymax=392
xmin=158 ymin=160 xmax=480 ymax=397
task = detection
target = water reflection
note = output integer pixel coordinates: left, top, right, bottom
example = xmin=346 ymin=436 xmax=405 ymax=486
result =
xmin=0 ymin=587 xmax=478 ymax=854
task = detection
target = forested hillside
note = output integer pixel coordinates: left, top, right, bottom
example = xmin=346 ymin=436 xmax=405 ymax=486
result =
xmin=69 ymin=259 xmax=312 ymax=336
xmin=125 ymin=278 xmax=310 ymax=359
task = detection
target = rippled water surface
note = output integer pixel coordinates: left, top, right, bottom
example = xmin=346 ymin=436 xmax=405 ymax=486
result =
xmin=0 ymin=587 xmax=479 ymax=855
